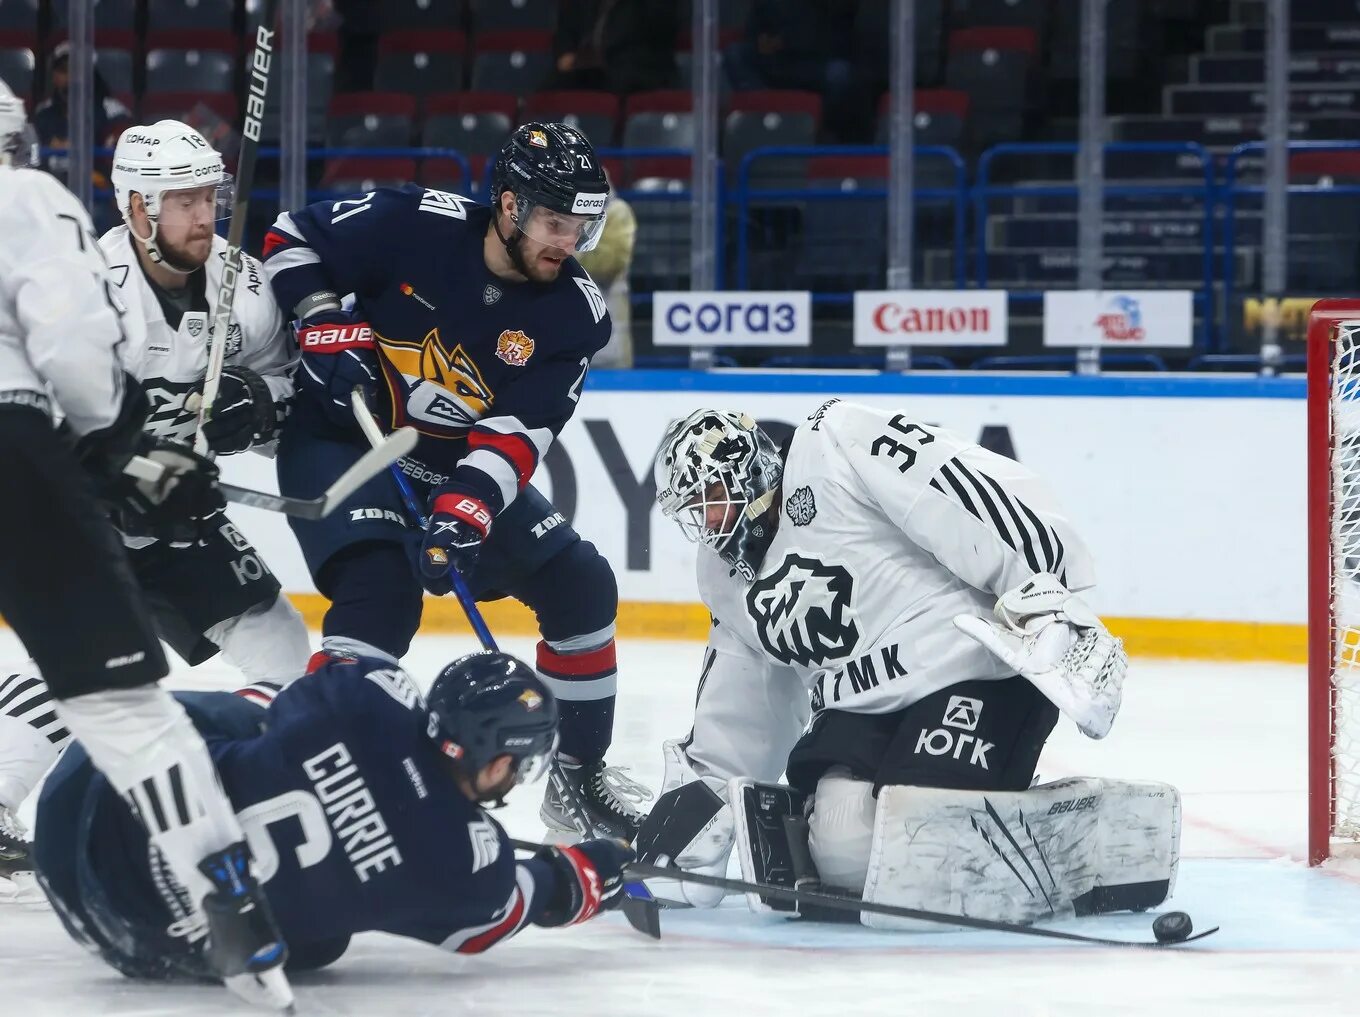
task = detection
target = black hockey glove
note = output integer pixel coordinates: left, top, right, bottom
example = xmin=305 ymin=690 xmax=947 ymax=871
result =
xmin=76 ymin=377 xmax=226 ymax=543
xmin=418 ymin=486 xmax=492 ymax=594
xmin=113 ymin=437 xmax=227 ymax=544
xmin=294 ymin=310 xmax=379 ymax=431
xmin=195 ymin=365 xmax=279 ymax=455
xmin=533 ymin=839 xmax=636 ymax=928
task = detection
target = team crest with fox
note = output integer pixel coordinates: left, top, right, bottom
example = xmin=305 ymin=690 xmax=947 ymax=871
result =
xmin=495 ymin=330 xmax=535 ymax=367
xmin=746 ymin=553 xmax=859 ymax=666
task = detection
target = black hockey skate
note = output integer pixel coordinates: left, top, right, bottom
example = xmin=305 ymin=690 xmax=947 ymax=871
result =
xmin=198 ymin=842 xmax=294 ymax=1010
xmin=541 ymin=758 xmax=653 ymax=842
xmin=0 ymin=805 xmax=30 ymax=879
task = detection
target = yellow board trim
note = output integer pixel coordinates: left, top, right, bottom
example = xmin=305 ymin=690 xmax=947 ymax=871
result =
xmin=284 ymin=594 xmax=1307 ymax=663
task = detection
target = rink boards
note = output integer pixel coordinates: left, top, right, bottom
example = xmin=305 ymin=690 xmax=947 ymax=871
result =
xmin=212 ymin=370 xmax=1306 ymax=661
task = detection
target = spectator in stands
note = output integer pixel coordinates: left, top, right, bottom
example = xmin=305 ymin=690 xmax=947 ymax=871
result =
xmin=546 ymin=0 xmax=679 ymax=96
xmin=31 ymin=42 xmax=130 ymax=176
xmin=575 ymin=171 xmax=637 ymax=367
xmin=723 ymin=0 xmax=869 ymax=142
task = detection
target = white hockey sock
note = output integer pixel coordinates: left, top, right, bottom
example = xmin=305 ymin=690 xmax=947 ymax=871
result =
xmin=55 ymin=685 xmax=246 ymax=906
xmin=206 ymin=595 xmax=312 ymax=687
xmin=0 ymin=667 xmax=69 ymax=810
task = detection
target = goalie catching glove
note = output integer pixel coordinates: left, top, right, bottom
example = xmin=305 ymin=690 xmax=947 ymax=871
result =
xmin=953 ymin=573 xmax=1126 ymax=739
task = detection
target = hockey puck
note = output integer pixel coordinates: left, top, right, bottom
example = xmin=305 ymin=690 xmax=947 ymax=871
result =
xmin=1152 ymin=911 xmax=1193 ymax=943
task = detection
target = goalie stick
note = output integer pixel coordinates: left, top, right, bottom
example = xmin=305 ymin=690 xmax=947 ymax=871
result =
xmin=517 ymin=837 xmax=1216 ymax=948
xmin=618 ymin=857 xmax=1217 ymax=948
xmin=349 ymin=388 xmax=661 ymax=940
xmin=193 ymin=0 xmax=279 ymax=456
xmin=123 ymin=426 xmax=416 ymax=520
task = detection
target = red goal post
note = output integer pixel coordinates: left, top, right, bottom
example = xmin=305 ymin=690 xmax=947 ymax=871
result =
xmin=1308 ymin=299 xmax=1360 ymax=864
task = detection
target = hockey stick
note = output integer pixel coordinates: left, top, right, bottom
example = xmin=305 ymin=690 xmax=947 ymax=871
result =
xmin=123 ymin=426 xmax=416 ymax=520
xmin=194 ymin=0 xmax=279 ymax=455
xmin=613 ymin=858 xmax=1217 ymax=949
xmin=349 ymin=388 xmax=661 ymax=939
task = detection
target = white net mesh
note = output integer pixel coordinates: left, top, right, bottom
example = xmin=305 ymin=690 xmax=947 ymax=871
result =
xmin=1332 ymin=320 xmax=1360 ymax=841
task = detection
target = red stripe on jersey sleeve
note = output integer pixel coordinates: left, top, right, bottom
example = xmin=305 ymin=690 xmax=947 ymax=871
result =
xmin=456 ymin=887 xmax=527 ymax=954
xmin=468 ymin=428 xmax=538 ymax=489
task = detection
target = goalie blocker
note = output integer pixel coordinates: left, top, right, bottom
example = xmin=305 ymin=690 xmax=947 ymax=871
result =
xmin=729 ymin=776 xmax=1180 ymax=929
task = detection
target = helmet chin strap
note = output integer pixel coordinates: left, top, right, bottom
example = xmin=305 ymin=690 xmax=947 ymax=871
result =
xmin=128 ymin=215 xmax=195 ymax=276
xmin=492 ymin=209 xmax=534 ymax=280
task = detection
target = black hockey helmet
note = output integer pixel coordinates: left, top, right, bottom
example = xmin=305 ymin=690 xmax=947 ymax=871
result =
xmin=490 ymin=121 xmax=610 ymax=253
xmin=426 ymin=651 xmax=559 ymax=785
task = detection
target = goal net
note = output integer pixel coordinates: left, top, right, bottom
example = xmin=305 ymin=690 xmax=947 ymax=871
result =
xmin=1309 ymin=300 xmax=1360 ymax=863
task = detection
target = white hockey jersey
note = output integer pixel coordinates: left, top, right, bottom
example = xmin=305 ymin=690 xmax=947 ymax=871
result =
xmin=0 ymin=166 xmax=129 ymax=437
xmin=681 ymin=399 xmax=1097 ymax=787
xmin=98 ymin=225 xmax=296 ymax=447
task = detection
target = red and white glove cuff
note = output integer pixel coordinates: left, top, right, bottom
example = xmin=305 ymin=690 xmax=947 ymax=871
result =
xmin=431 ymin=492 xmax=493 ymax=539
xmin=555 ymin=845 xmax=605 ymax=926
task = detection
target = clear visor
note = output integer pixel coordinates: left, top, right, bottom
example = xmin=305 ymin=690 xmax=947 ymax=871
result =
xmin=512 ymin=732 xmax=560 ymax=786
xmin=663 ymin=474 xmax=748 ymax=551
xmin=150 ymin=176 xmax=234 ymax=227
xmin=513 ymin=196 xmax=607 ymax=254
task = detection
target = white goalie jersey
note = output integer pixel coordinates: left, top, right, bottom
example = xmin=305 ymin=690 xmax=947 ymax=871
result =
xmin=0 ymin=166 xmax=129 ymax=437
xmin=681 ymin=399 xmax=1097 ymax=787
xmin=98 ymin=226 xmax=296 ymax=446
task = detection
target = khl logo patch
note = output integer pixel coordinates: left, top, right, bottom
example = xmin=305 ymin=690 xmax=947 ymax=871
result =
xmin=785 ymin=485 xmax=816 ymax=526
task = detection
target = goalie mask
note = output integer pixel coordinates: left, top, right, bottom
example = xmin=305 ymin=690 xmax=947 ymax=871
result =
xmin=491 ymin=121 xmax=610 ymax=261
xmin=112 ymin=120 xmax=232 ymax=272
xmin=0 ymin=78 xmax=38 ymax=168
xmin=426 ymin=651 xmax=559 ymax=804
xmin=655 ymin=410 xmax=784 ymax=582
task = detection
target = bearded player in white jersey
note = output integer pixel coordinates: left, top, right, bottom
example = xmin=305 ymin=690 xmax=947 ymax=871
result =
xmin=96 ymin=119 xmax=309 ymax=685
xmin=638 ymin=400 xmax=1182 ymax=930
xmin=0 ymin=81 xmax=292 ymax=1006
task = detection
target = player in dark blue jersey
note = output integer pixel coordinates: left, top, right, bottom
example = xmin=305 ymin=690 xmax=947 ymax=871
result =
xmin=30 ymin=642 xmax=635 ymax=985
xmin=261 ymin=123 xmax=648 ymax=840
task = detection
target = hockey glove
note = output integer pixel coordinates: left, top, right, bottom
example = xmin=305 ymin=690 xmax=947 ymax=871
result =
xmin=418 ymin=487 xmax=492 ymax=594
xmin=113 ymin=437 xmax=228 ymax=544
xmin=75 ymin=377 xmax=226 ymax=544
xmin=189 ymin=365 xmax=279 ymax=455
xmin=953 ymin=572 xmax=1127 ymax=740
xmin=294 ymin=310 xmax=379 ymax=431
xmin=533 ymin=839 xmax=636 ymax=928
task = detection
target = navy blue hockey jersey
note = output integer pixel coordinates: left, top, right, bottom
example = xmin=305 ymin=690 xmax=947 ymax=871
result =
xmin=261 ymin=186 xmax=611 ymax=514
xmin=91 ymin=658 xmax=559 ymax=958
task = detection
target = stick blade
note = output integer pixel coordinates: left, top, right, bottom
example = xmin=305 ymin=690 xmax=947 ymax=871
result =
xmin=317 ymin=426 xmax=419 ymax=516
xmin=621 ymin=892 xmax=663 ymax=939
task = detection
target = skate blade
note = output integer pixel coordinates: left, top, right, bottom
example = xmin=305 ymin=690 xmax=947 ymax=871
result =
xmin=0 ymin=871 xmax=48 ymax=907
xmin=224 ymin=965 xmax=295 ymax=1012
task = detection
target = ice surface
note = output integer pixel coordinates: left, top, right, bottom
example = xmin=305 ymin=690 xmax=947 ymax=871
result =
xmin=4 ymin=631 xmax=1360 ymax=1017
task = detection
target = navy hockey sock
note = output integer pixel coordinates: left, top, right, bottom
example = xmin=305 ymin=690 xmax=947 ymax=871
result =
xmin=535 ymin=639 xmax=617 ymax=763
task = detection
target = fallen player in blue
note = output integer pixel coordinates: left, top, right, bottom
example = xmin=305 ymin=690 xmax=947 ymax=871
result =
xmin=31 ymin=643 xmax=634 ymax=983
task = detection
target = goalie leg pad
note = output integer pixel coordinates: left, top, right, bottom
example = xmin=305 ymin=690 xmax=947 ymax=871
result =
xmin=730 ymin=777 xmax=810 ymax=914
xmin=861 ymin=777 xmax=1180 ymax=931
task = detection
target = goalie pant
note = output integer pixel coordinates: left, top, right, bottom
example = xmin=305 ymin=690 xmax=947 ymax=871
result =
xmin=33 ymin=654 xmax=577 ymax=977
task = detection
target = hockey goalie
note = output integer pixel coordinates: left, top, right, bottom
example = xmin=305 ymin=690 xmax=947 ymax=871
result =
xmin=639 ymin=400 xmax=1180 ymax=930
